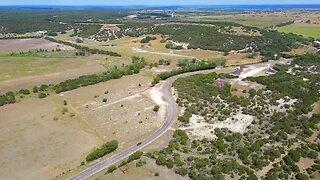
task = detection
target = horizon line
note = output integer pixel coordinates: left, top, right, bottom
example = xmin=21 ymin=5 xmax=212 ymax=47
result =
xmin=1 ymin=4 xmax=320 ymax=6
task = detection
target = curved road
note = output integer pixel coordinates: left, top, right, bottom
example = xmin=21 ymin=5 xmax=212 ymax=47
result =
xmin=69 ymin=74 xmax=180 ymax=180
xmin=69 ymin=60 xmax=281 ymax=180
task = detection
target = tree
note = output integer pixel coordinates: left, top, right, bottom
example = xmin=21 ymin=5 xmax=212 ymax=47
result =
xmin=289 ymin=150 xmax=301 ymax=162
xmin=238 ymin=147 xmax=250 ymax=161
xmin=156 ymin=154 xmax=167 ymax=166
xmin=86 ymin=140 xmax=118 ymax=162
xmin=127 ymin=151 xmax=143 ymax=163
xmin=296 ymin=173 xmax=309 ymax=180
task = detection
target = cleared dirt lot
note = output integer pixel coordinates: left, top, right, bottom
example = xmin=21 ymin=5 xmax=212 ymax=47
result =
xmin=0 ymin=38 xmax=74 ymax=54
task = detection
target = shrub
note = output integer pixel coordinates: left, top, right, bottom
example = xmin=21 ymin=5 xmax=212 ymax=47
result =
xmin=136 ymin=160 xmax=146 ymax=167
xmin=106 ymin=165 xmax=117 ymax=174
xmin=19 ymin=89 xmax=30 ymax=95
xmin=153 ymin=105 xmax=160 ymax=112
xmin=33 ymin=86 xmax=38 ymax=93
xmin=38 ymin=92 xmax=47 ymax=99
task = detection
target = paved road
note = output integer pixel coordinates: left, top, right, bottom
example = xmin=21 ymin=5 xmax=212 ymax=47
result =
xmin=69 ymin=60 xmax=285 ymax=180
xmin=69 ymin=73 xmax=180 ymax=180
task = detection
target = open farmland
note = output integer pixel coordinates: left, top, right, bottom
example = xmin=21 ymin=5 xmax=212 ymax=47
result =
xmin=188 ymin=13 xmax=295 ymax=28
xmin=277 ymin=26 xmax=320 ymax=38
xmin=0 ymin=38 xmax=74 ymax=54
xmin=0 ymin=56 xmax=109 ymax=93
xmin=276 ymin=13 xmax=320 ymax=38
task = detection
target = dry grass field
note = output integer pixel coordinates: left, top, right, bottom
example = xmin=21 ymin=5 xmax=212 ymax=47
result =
xmin=0 ymin=38 xmax=74 ymax=54
xmin=0 ymin=55 xmax=109 ymax=93
xmin=0 ymin=71 xmax=165 ymax=180
xmin=0 ymin=96 xmax=101 ymax=180
xmin=188 ymin=13 xmax=294 ymax=28
xmin=61 ymin=72 xmax=162 ymax=147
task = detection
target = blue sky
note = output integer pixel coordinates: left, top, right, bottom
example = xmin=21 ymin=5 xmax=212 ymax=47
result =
xmin=0 ymin=0 xmax=319 ymax=6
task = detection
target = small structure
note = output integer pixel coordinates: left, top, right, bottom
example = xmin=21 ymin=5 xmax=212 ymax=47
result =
xmin=123 ymin=14 xmax=138 ymax=20
xmin=266 ymin=67 xmax=277 ymax=75
xmin=214 ymin=79 xmax=231 ymax=88
xmin=313 ymin=40 xmax=320 ymax=46
xmin=230 ymin=65 xmax=247 ymax=76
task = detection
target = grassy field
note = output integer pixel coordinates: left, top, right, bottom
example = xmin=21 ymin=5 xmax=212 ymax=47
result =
xmin=0 ymin=56 xmax=104 ymax=82
xmin=0 ymin=95 xmax=101 ymax=180
xmin=0 ymin=55 xmax=111 ymax=93
xmin=188 ymin=14 xmax=294 ymax=28
xmin=277 ymin=25 xmax=320 ymax=38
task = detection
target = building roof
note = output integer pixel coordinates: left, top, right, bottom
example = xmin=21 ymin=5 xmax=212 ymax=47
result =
xmin=230 ymin=66 xmax=246 ymax=76
xmin=267 ymin=67 xmax=277 ymax=74
xmin=214 ymin=79 xmax=230 ymax=88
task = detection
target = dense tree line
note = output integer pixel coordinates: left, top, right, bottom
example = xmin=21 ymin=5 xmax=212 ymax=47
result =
xmin=273 ymin=21 xmax=294 ymax=28
xmin=0 ymin=9 xmax=127 ymax=34
xmin=0 ymin=92 xmax=16 ymax=106
xmin=152 ymin=61 xmax=217 ymax=85
xmin=45 ymin=37 xmax=121 ymax=57
xmin=86 ymin=140 xmax=118 ymax=162
xmin=54 ymin=56 xmax=146 ymax=93
xmin=0 ymin=36 xmax=43 ymax=40
xmin=152 ymin=24 xmax=308 ymax=56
